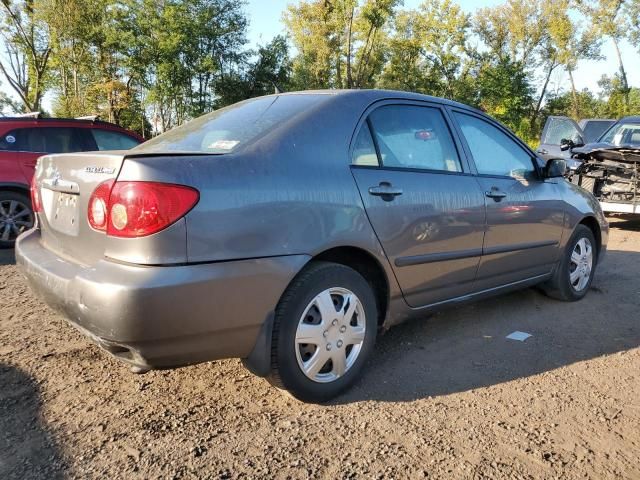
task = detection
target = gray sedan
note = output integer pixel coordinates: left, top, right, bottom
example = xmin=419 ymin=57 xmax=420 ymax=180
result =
xmin=16 ymin=90 xmax=608 ymax=402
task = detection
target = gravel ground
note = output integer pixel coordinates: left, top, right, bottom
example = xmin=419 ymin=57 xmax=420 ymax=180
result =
xmin=1 ymin=217 xmax=639 ymax=479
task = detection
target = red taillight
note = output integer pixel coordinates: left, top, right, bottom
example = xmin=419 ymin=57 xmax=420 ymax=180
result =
xmin=88 ymin=180 xmax=114 ymax=231
xmin=30 ymin=176 xmax=42 ymax=213
xmin=87 ymin=181 xmax=198 ymax=238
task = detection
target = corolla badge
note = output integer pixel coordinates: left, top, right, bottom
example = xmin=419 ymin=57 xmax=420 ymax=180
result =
xmin=85 ymin=166 xmax=116 ymax=174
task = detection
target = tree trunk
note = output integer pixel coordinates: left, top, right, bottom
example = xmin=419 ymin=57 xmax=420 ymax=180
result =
xmin=532 ymin=60 xmax=557 ymax=127
xmin=612 ymin=37 xmax=629 ymax=112
xmin=568 ymin=67 xmax=579 ymax=119
xmin=346 ymin=7 xmax=354 ymax=89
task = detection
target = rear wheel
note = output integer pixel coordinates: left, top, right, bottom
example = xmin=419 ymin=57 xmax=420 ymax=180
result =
xmin=0 ymin=191 xmax=34 ymax=249
xmin=542 ymin=225 xmax=597 ymax=301
xmin=268 ymin=262 xmax=378 ymax=403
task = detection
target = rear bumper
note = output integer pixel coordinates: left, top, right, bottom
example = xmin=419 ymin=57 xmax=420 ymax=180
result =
xmin=16 ymin=228 xmax=309 ymax=369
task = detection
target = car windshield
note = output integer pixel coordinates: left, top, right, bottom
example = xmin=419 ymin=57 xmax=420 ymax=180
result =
xmin=132 ymin=94 xmax=328 ymax=154
xmin=600 ymin=122 xmax=640 ymax=146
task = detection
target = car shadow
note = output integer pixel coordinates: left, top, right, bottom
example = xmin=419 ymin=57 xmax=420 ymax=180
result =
xmin=608 ymin=215 xmax=640 ymax=232
xmin=0 ymin=365 xmax=66 ymax=479
xmin=0 ymin=249 xmax=15 ymax=266
xmin=336 ymin=249 xmax=640 ymax=404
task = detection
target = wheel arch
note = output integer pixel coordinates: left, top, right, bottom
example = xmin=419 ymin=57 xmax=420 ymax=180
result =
xmin=310 ymin=245 xmax=390 ymax=327
xmin=0 ymin=182 xmax=30 ymax=198
xmin=578 ymin=215 xmax=602 ymax=258
xmin=242 ymin=245 xmax=391 ymax=379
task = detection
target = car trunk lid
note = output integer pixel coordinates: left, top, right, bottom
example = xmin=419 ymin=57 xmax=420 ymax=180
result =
xmin=35 ymin=151 xmax=125 ymax=265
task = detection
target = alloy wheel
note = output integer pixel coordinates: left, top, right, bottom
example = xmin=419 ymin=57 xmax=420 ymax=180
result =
xmin=0 ymin=199 xmax=34 ymax=243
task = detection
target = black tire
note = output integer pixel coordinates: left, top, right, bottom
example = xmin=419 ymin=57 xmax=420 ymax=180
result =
xmin=542 ymin=224 xmax=597 ymax=301
xmin=267 ymin=261 xmax=378 ymax=403
xmin=0 ymin=191 xmax=34 ymax=249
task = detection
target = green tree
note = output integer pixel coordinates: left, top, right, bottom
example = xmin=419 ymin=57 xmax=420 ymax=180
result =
xmin=121 ymin=0 xmax=248 ymax=131
xmin=214 ymin=35 xmax=293 ymax=108
xmin=284 ymin=0 xmax=399 ymax=90
xmin=0 ymin=0 xmax=52 ymax=112
xmin=543 ymin=0 xmax=601 ymax=119
xmin=626 ymin=0 xmax=640 ymax=52
xmin=473 ymin=57 xmax=534 ymax=139
xmin=543 ymin=89 xmax=606 ymax=118
xmin=378 ymin=0 xmax=473 ymax=101
xmin=577 ymin=0 xmax=631 ymax=111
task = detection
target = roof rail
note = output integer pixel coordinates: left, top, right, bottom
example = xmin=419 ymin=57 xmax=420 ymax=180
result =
xmin=15 ymin=112 xmax=41 ymax=119
xmin=75 ymin=115 xmax=99 ymax=121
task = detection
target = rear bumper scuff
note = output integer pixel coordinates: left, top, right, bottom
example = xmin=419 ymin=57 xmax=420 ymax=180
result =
xmin=16 ymin=228 xmax=309 ymax=369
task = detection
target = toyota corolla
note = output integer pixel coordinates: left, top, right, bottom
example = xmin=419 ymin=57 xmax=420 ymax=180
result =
xmin=17 ymin=90 xmax=608 ymax=402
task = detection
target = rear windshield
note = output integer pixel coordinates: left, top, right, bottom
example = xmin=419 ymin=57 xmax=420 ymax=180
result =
xmin=133 ymin=94 xmax=328 ymax=154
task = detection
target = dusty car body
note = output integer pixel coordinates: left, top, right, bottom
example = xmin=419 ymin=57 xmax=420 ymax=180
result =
xmin=16 ymin=90 xmax=609 ymax=402
xmin=568 ymin=117 xmax=640 ymax=215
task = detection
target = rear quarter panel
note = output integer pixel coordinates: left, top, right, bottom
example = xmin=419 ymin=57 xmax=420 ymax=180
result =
xmin=116 ymin=93 xmax=404 ymax=306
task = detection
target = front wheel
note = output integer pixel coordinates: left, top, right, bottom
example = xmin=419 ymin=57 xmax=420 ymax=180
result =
xmin=542 ymin=224 xmax=597 ymax=301
xmin=267 ymin=262 xmax=378 ymax=403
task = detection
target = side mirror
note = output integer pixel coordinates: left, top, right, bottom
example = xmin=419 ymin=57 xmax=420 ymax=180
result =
xmin=544 ymin=158 xmax=568 ymax=178
xmin=560 ymin=136 xmax=584 ymax=151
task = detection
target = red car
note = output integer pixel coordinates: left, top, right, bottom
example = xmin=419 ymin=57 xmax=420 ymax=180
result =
xmin=0 ymin=116 xmax=143 ymax=247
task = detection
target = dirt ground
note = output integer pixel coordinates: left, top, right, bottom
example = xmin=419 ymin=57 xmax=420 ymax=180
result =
xmin=1 ymin=217 xmax=639 ymax=480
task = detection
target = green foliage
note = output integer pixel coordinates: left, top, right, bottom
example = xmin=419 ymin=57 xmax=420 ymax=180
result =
xmin=0 ymin=0 xmax=52 ymax=111
xmin=0 ymin=0 xmax=638 ymax=142
xmin=284 ymin=0 xmax=399 ymax=90
xmin=214 ymin=35 xmax=293 ymax=108
xmin=473 ymin=57 xmax=534 ymax=135
xmin=378 ymin=0 xmax=472 ymax=100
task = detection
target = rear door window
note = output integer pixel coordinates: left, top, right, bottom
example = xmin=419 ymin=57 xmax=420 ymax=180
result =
xmin=351 ymin=123 xmax=379 ymax=166
xmin=0 ymin=129 xmax=20 ymax=151
xmin=367 ymin=105 xmax=462 ymax=172
xmin=21 ymin=127 xmax=85 ymax=153
xmin=91 ymin=129 xmax=140 ymax=150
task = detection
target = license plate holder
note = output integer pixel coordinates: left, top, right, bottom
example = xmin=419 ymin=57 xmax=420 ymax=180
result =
xmin=49 ymin=192 xmax=80 ymax=235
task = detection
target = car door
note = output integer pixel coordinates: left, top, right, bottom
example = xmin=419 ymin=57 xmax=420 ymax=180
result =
xmin=0 ymin=129 xmax=28 ymax=185
xmin=350 ymin=102 xmax=486 ymax=308
xmin=537 ymin=116 xmax=584 ymax=161
xmin=451 ymin=110 xmax=565 ymax=290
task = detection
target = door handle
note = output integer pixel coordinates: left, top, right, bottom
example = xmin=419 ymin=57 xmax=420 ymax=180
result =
xmin=485 ymin=188 xmax=507 ymax=201
xmin=368 ymin=182 xmax=403 ymax=201
xmin=537 ymin=148 xmax=548 ymax=155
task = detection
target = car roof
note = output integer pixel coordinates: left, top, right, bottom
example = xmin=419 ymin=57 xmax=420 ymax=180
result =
xmin=619 ymin=116 xmax=640 ymax=123
xmin=272 ymin=89 xmax=485 ymax=114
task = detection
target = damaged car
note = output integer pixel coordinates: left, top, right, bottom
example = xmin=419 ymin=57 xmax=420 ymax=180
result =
xmin=537 ymin=116 xmax=616 ymax=167
xmin=562 ymin=116 xmax=640 ymax=215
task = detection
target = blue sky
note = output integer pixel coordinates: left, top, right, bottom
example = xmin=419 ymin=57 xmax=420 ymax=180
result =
xmin=245 ymin=0 xmax=639 ymax=96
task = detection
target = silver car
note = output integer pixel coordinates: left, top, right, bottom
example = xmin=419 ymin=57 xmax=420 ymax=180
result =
xmin=17 ymin=90 xmax=609 ymax=402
